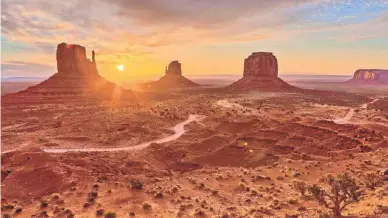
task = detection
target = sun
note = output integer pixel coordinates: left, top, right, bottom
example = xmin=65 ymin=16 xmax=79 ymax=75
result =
xmin=117 ymin=64 xmax=125 ymax=71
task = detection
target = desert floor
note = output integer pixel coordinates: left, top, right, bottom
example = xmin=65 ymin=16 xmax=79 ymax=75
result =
xmin=1 ymin=85 xmax=388 ymax=218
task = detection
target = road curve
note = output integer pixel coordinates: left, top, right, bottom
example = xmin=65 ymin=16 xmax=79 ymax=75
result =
xmin=42 ymin=114 xmax=204 ymax=153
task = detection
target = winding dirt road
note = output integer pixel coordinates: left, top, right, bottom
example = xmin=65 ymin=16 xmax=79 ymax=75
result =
xmin=42 ymin=114 xmax=205 ymax=153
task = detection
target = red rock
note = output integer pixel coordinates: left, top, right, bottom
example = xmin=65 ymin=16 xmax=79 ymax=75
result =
xmin=227 ymin=52 xmax=293 ymax=91
xmin=139 ymin=61 xmax=198 ymax=90
xmin=243 ymin=52 xmax=278 ymax=78
xmin=348 ymin=69 xmax=388 ymax=84
xmin=166 ymin=61 xmax=182 ymax=76
xmin=3 ymin=42 xmax=134 ymax=103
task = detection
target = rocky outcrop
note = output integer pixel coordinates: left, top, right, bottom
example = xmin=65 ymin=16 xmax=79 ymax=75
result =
xmin=4 ymin=42 xmax=134 ymax=102
xmin=227 ymin=52 xmax=293 ymax=91
xmin=243 ymin=52 xmax=278 ymax=78
xmin=139 ymin=61 xmax=198 ymax=90
xmin=165 ymin=61 xmax=182 ymax=75
xmin=348 ymin=69 xmax=388 ymax=84
xmin=56 ymin=43 xmax=98 ymax=76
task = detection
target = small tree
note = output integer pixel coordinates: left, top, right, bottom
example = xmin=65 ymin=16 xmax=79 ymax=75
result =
xmin=308 ymin=173 xmax=361 ymax=218
xmin=292 ymin=181 xmax=307 ymax=197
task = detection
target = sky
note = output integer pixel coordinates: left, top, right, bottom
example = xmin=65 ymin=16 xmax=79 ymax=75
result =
xmin=1 ymin=0 xmax=388 ymax=82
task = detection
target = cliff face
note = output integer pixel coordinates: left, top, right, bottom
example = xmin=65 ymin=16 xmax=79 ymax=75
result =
xmin=56 ymin=43 xmax=98 ymax=76
xmin=165 ymin=61 xmax=182 ymax=76
xmin=348 ymin=69 xmax=388 ymax=84
xmin=227 ymin=52 xmax=293 ymax=91
xmin=243 ymin=52 xmax=278 ymax=78
xmin=7 ymin=42 xmax=134 ymax=101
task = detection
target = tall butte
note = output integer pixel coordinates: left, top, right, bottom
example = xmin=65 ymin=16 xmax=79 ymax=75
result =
xmin=141 ymin=60 xmax=198 ymax=90
xmin=227 ymin=52 xmax=293 ymax=91
xmin=4 ymin=42 xmax=133 ymax=102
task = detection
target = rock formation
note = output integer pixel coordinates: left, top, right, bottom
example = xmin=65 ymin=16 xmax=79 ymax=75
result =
xmin=165 ymin=61 xmax=182 ymax=75
xmin=4 ymin=42 xmax=133 ymax=102
xmin=243 ymin=52 xmax=278 ymax=78
xmin=140 ymin=61 xmax=199 ymax=90
xmin=227 ymin=52 xmax=293 ymax=91
xmin=56 ymin=43 xmax=98 ymax=76
xmin=347 ymin=69 xmax=388 ymax=84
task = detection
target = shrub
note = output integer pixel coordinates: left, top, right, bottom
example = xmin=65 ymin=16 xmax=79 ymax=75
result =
xmin=129 ymin=179 xmax=143 ymax=190
xmin=96 ymin=209 xmax=105 ymax=216
xmin=15 ymin=207 xmax=23 ymax=213
xmin=364 ymin=173 xmax=383 ymax=190
xmin=307 ymin=173 xmax=361 ymax=218
xmin=89 ymin=191 xmax=98 ymax=198
xmin=292 ymin=181 xmax=307 ymax=197
xmin=40 ymin=200 xmax=48 ymax=208
xmin=104 ymin=211 xmax=117 ymax=218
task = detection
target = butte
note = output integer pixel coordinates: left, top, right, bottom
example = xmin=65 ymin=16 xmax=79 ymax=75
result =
xmin=347 ymin=69 xmax=388 ymax=85
xmin=2 ymin=43 xmax=134 ymax=103
xmin=226 ymin=52 xmax=294 ymax=91
xmin=140 ymin=61 xmax=199 ymax=90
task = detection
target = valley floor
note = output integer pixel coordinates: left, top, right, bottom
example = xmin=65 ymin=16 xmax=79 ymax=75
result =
xmin=2 ymin=89 xmax=388 ymax=218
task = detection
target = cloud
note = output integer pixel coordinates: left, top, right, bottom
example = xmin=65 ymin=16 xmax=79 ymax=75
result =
xmin=1 ymin=61 xmax=55 ymax=77
xmin=1 ymin=0 xmax=387 ymax=76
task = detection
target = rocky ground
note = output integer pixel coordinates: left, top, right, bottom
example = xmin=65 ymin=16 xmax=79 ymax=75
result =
xmin=2 ymin=88 xmax=388 ymax=218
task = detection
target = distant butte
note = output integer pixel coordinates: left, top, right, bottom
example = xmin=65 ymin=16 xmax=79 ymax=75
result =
xmin=141 ymin=60 xmax=199 ymax=90
xmin=3 ymin=42 xmax=134 ymax=102
xmin=226 ymin=52 xmax=293 ymax=91
xmin=347 ymin=69 xmax=388 ymax=84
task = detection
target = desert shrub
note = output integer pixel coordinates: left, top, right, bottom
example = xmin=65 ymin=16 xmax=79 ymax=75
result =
xmin=96 ymin=209 xmax=105 ymax=216
xmin=129 ymin=179 xmax=143 ymax=190
xmin=15 ymin=207 xmax=23 ymax=213
xmin=40 ymin=200 xmax=48 ymax=208
xmin=88 ymin=191 xmax=98 ymax=198
xmin=104 ymin=211 xmax=117 ymax=218
xmin=292 ymin=181 xmax=307 ymax=197
xmin=3 ymin=213 xmax=11 ymax=218
xmin=364 ymin=173 xmax=383 ymax=190
xmin=307 ymin=173 xmax=361 ymax=218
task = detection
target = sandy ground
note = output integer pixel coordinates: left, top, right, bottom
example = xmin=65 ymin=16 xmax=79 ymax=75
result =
xmin=2 ymin=84 xmax=388 ymax=218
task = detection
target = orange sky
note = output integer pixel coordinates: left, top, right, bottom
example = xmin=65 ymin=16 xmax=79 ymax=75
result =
xmin=2 ymin=0 xmax=388 ymax=83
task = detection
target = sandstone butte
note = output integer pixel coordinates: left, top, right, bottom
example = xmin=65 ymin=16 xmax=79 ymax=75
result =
xmin=227 ymin=52 xmax=293 ymax=91
xmin=141 ymin=60 xmax=199 ymax=90
xmin=347 ymin=69 xmax=388 ymax=84
xmin=3 ymin=43 xmax=134 ymax=103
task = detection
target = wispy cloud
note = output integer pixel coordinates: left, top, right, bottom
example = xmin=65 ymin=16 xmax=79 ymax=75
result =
xmin=1 ymin=0 xmax=388 ymax=77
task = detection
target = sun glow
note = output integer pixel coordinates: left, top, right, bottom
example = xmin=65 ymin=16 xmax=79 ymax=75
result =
xmin=117 ymin=64 xmax=125 ymax=71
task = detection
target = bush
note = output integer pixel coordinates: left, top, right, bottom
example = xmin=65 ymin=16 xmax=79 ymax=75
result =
xmin=88 ymin=191 xmax=98 ymax=198
xmin=15 ymin=207 xmax=23 ymax=213
xmin=40 ymin=200 xmax=48 ymax=208
xmin=96 ymin=209 xmax=105 ymax=216
xmin=104 ymin=211 xmax=117 ymax=218
xmin=129 ymin=179 xmax=143 ymax=190
xmin=307 ymin=173 xmax=361 ymax=218
xmin=364 ymin=173 xmax=383 ymax=190
xmin=292 ymin=181 xmax=307 ymax=197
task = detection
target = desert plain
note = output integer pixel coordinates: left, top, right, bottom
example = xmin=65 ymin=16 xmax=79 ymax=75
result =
xmin=1 ymin=45 xmax=388 ymax=218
